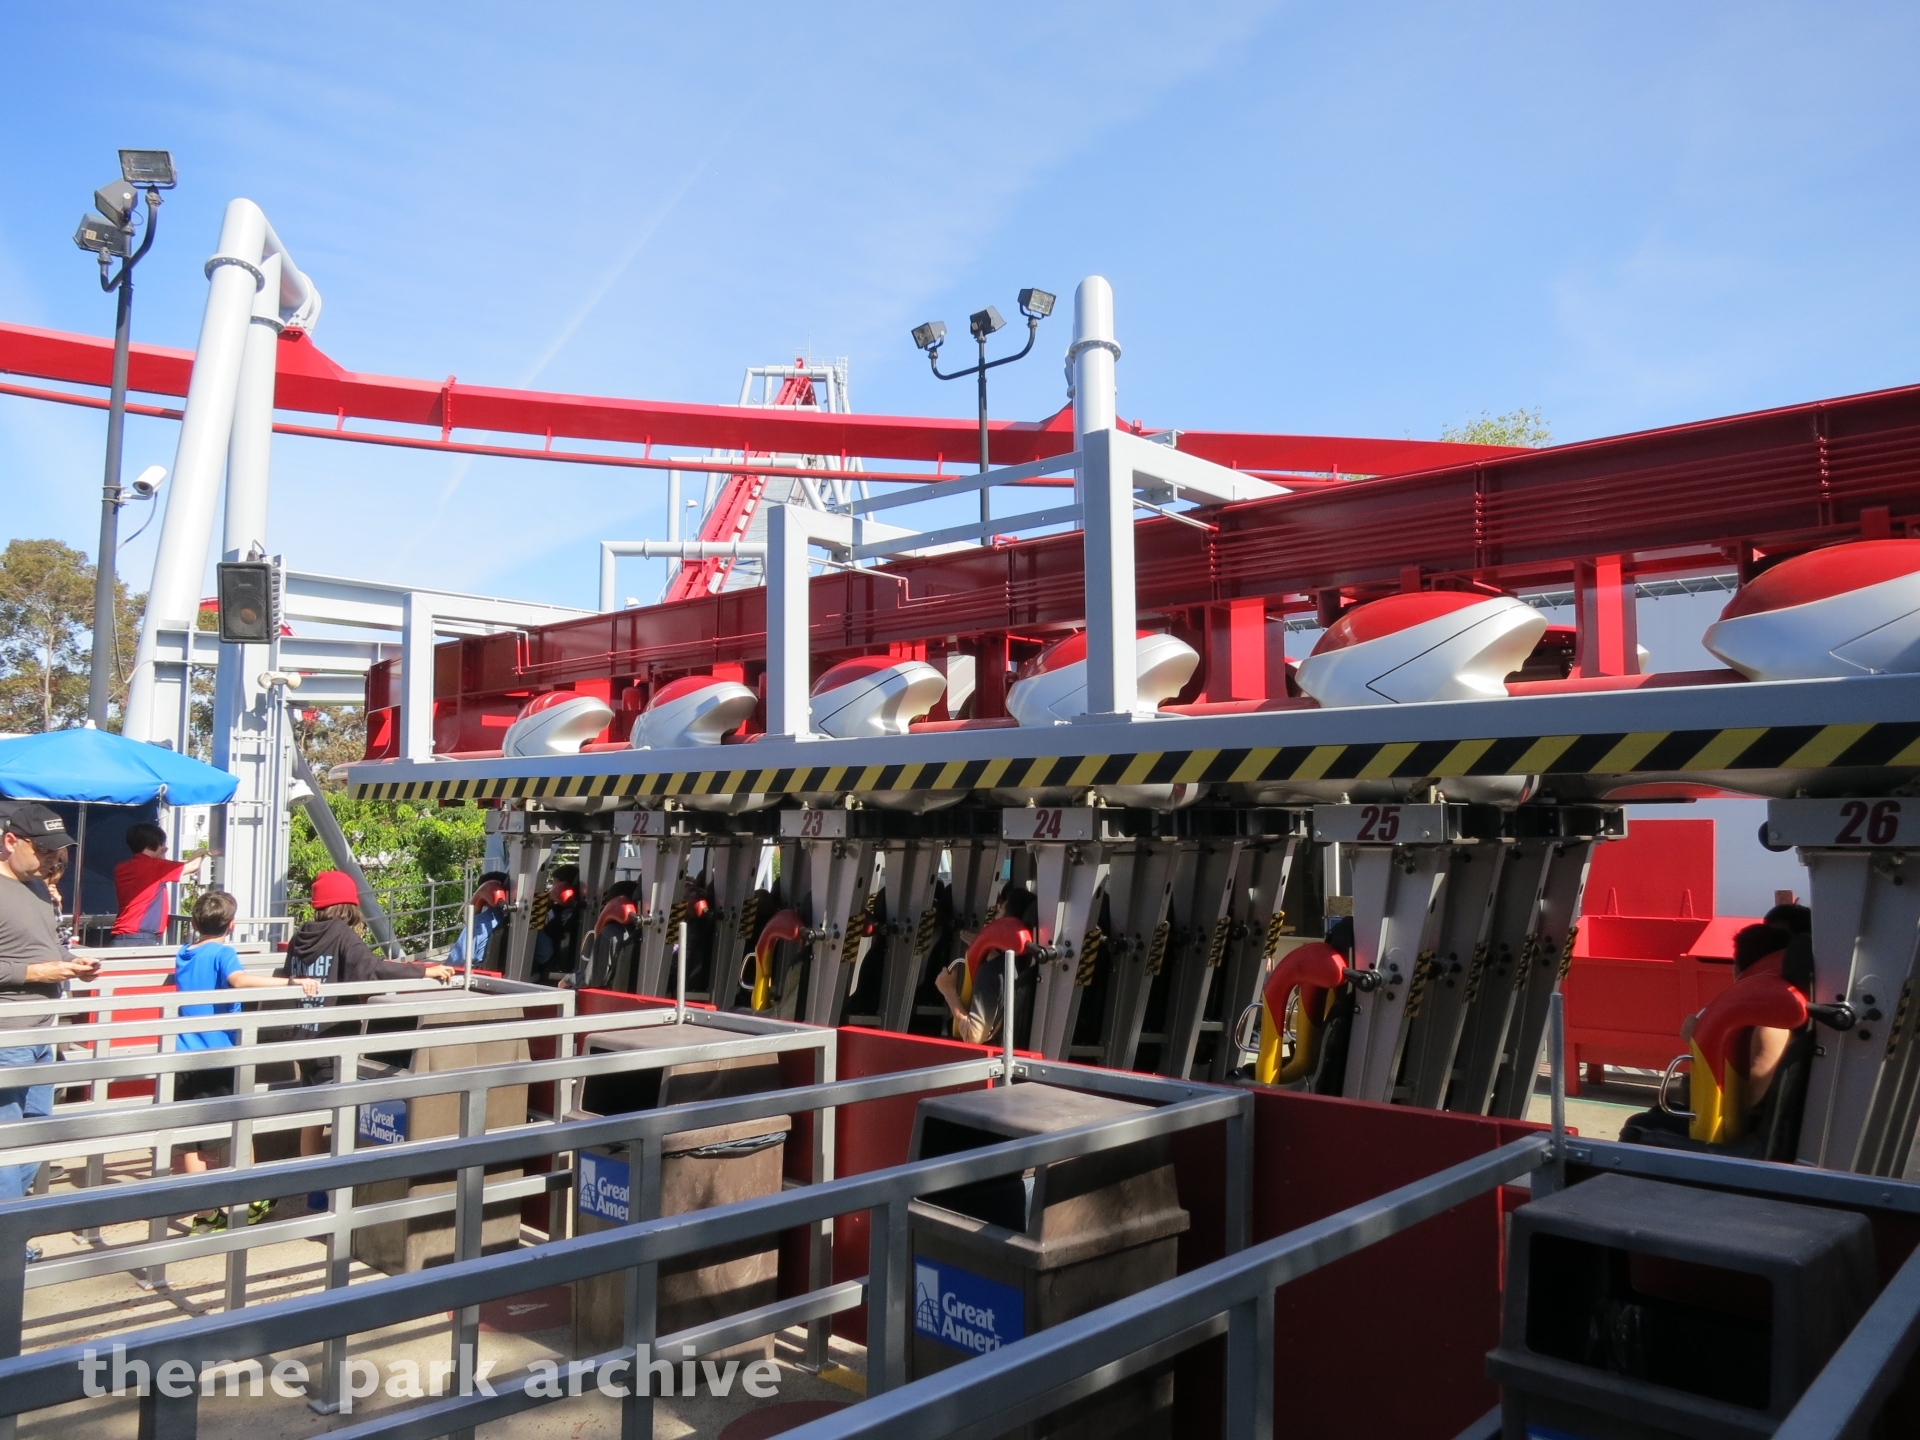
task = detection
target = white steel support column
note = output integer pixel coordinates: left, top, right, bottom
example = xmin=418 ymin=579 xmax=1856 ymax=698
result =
xmin=401 ymin=594 xmax=438 ymax=762
xmin=1079 ymin=427 xmax=1138 ymax=720
xmin=764 ymin=504 xmax=852 ymax=739
xmin=1070 ymin=275 xmax=1118 ymax=445
xmin=126 ymin=201 xmax=318 ymax=744
xmin=213 ymin=254 xmax=288 ymax=927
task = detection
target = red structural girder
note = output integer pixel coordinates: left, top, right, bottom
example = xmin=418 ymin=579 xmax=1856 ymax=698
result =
xmin=385 ymin=375 xmax=1920 ymax=756
xmin=0 ymin=319 xmax=1515 ymax=476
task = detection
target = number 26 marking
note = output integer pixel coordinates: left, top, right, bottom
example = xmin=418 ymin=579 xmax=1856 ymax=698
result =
xmin=1835 ymin=799 xmax=1901 ymax=846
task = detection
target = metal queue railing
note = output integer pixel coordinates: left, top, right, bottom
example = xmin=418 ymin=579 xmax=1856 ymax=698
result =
xmin=3 ymin=1000 xmax=1915 ymax=1437
xmin=0 ymin=1054 xmax=1247 ymax=1438
xmin=0 ymin=1009 xmax=837 ymax=1416
xmin=2 ymin=975 xmax=568 ymax=1242
xmin=0 ymin=1009 xmax=816 ymax=1293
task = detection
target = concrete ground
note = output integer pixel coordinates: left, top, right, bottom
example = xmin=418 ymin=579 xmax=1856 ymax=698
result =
xmin=1523 ymin=1066 xmax=1661 ymax=1141
xmin=20 ymin=1151 xmax=864 ymax=1440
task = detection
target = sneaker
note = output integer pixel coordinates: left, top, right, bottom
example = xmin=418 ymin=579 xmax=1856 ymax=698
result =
xmin=191 ymin=1211 xmax=228 ymax=1234
xmin=245 ymin=1199 xmax=277 ymax=1226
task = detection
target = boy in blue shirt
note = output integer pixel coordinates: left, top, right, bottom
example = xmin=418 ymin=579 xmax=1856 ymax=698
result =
xmin=173 ymin=891 xmax=317 ymax=1226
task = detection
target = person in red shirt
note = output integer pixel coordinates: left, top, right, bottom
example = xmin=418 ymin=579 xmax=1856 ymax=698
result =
xmin=112 ymin=823 xmax=206 ymax=946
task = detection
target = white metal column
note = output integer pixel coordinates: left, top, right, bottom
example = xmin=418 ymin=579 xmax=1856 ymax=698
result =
xmin=126 ymin=201 xmax=318 ymax=744
xmin=212 ymin=253 xmax=290 ymax=928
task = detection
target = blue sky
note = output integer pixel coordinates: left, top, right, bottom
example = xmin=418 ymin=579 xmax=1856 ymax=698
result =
xmin=0 ymin=2 xmax=1906 ymax=909
xmin=6 ymin=2 xmax=1918 ymax=605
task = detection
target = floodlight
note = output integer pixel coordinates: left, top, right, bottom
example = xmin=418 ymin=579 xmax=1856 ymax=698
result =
xmin=1017 ymin=288 xmax=1055 ymax=319
xmin=93 ymin=180 xmax=138 ymax=229
xmin=73 ymin=213 xmax=132 ymax=258
xmin=968 ymin=305 xmax=1006 ymax=341
xmin=118 ymin=150 xmax=177 ymax=188
xmin=912 ymin=320 xmax=946 ymax=352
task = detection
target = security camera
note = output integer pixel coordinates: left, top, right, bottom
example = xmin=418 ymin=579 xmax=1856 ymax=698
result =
xmin=127 ymin=465 xmax=166 ymax=499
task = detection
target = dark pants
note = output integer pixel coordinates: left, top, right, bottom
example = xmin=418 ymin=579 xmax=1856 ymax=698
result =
xmin=113 ymin=932 xmax=163 ymax=947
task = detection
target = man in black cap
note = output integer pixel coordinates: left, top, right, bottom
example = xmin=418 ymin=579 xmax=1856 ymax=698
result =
xmin=0 ymin=802 xmax=99 ymax=1204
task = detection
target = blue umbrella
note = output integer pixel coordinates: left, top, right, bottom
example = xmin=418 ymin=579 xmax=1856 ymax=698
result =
xmin=0 ymin=727 xmax=237 ymax=806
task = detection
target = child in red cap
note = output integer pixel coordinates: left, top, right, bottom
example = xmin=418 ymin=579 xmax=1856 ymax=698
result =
xmin=279 ymin=870 xmax=454 ymax=1166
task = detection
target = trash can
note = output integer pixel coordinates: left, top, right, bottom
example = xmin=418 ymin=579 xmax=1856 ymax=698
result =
xmin=906 ymin=1083 xmax=1190 ymax=1440
xmin=349 ymin=1004 xmax=531 ymax=1274
xmin=1489 ymin=1173 xmax=1877 ymax=1438
xmin=571 ymin=1023 xmax=790 ymax=1360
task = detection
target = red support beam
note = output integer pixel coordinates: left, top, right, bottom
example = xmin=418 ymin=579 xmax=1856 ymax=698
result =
xmin=0 ymin=319 xmax=1521 ymax=476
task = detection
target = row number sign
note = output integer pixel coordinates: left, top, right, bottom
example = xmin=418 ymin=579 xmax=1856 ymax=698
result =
xmin=1312 ymin=804 xmax=1454 ymax=846
xmin=1767 ymin=798 xmax=1914 ymax=850
xmin=780 ymin=809 xmax=849 ymax=839
xmin=1001 ymin=807 xmax=1099 ymax=843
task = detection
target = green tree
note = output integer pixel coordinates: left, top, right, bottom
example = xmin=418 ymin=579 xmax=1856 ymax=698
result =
xmin=0 ymin=539 xmax=143 ymax=733
xmin=297 ymin=706 xmax=369 ymax=780
xmin=288 ymin=795 xmax=486 ymax=948
xmin=1441 ymin=408 xmax=1553 ymax=448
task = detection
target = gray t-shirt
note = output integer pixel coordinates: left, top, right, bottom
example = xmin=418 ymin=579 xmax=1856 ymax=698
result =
xmin=0 ymin=873 xmax=66 ymax=1028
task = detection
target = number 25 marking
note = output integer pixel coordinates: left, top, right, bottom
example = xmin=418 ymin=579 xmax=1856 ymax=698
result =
xmin=1356 ymin=805 xmax=1401 ymax=842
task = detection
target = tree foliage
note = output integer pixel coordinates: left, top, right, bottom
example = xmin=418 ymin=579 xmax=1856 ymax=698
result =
xmin=298 ymin=706 xmax=369 ymax=779
xmin=1441 ymin=408 xmax=1553 ymax=448
xmin=288 ymin=795 xmax=486 ymax=946
xmin=0 ymin=539 xmax=142 ymax=733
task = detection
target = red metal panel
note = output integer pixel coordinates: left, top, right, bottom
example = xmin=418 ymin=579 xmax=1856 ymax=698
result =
xmin=820 ymin=1027 xmax=1000 ymax=1344
xmin=1565 ymin=819 xmax=1745 ymax=1091
xmin=1251 ymin=1088 xmax=1543 ymax=1440
xmin=1582 ymin=819 xmax=1716 ymax=921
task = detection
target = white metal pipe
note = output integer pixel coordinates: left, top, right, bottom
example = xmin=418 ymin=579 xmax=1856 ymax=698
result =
xmin=599 ymin=540 xmax=767 ymax=611
xmin=668 ymin=470 xmax=682 ymax=543
xmin=223 ymin=251 xmax=280 ymax=564
xmin=1069 ymin=275 xmax=1119 ymax=446
xmin=125 ymin=200 xmax=319 ymax=742
xmin=125 ymin=210 xmax=266 ymax=739
xmin=212 ymin=253 xmax=283 ymax=917
xmin=676 ymin=919 xmax=688 ymax=1024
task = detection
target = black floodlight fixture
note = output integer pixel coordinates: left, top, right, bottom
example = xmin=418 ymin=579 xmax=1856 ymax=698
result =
xmin=911 ymin=319 xmax=947 ymax=352
xmin=1017 ymin=287 xmax=1055 ymax=320
xmin=968 ymin=305 xmax=1006 ymax=341
xmin=216 ymin=561 xmax=280 ymax=644
xmin=118 ymin=150 xmax=177 ymax=188
xmin=74 ymin=213 xmax=132 ymax=258
xmin=93 ymin=180 xmax=139 ymax=230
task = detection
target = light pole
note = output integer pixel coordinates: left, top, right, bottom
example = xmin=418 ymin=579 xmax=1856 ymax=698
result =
xmin=913 ymin=288 xmax=1055 ymax=532
xmin=74 ymin=149 xmax=176 ymax=728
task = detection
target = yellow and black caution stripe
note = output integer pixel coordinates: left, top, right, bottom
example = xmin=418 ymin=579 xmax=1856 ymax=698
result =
xmin=349 ymin=721 xmax=1920 ymax=804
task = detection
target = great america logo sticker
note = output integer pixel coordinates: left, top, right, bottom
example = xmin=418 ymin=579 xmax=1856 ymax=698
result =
xmin=913 ymin=1258 xmax=1024 ymax=1354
